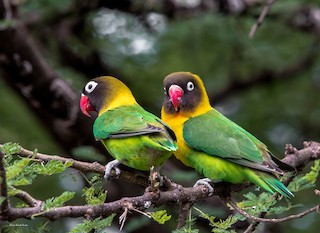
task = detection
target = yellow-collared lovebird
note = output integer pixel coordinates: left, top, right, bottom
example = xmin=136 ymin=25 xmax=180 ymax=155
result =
xmin=161 ymin=72 xmax=294 ymax=197
xmin=80 ymin=76 xmax=177 ymax=179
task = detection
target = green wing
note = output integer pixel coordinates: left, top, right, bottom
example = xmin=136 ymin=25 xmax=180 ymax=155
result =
xmin=183 ymin=109 xmax=282 ymax=173
xmin=94 ymin=105 xmax=177 ymax=151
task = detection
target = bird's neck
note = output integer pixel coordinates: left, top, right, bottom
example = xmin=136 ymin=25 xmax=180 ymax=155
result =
xmin=163 ymin=102 xmax=212 ymax=121
xmin=98 ymin=93 xmax=137 ymax=116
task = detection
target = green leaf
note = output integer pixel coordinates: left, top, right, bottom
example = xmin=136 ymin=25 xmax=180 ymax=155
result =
xmin=8 ymin=166 xmax=37 ymax=187
xmin=194 ymin=207 xmax=216 ymax=224
xmin=150 ymin=210 xmax=171 ymax=224
xmin=69 ymin=214 xmax=115 ymax=233
xmin=10 ymin=177 xmax=33 ymax=186
xmin=7 ymin=186 xmax=21 ymax=196
xmin=194 ymin=207 xmax=238 ymax=233
xmin=43 ymin=191 xmax=75 ymax=211
xmin=1 ymin=142 xmax=21 ymax=156
xmin=15 ymin=202 xmax=29 ymax=208
xmin=210 ymin=215 xmax=238 ymax=233
xmin=5 ymin=156 xmax=38 ymax=187
xmin=288 ymin=160 xmax=320 ymax=192
xmin=6 ymin=158 xmax=30 ymax=180
xmin=233 ymin=191 xmax=297 ymax=221
xmin=237 ymin=192 xmax=276 ymax=215
xmin=82 ymin=186 xmax=106 ymax=205
xmin=32 ymin=160 xmax=73 ymax=175
xmin=268 ymin=203 xmax=302 ymax=215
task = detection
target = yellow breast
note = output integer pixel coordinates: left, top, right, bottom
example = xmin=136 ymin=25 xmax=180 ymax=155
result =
xmin=161 ymin=113 xmax=191 ymax=165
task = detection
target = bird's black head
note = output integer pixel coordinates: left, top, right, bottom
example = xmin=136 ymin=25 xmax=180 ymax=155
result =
xmin=80 ymin=77 xmax=111 ymax=117
xmin=162 ymin=72 xmax=206 ymax=115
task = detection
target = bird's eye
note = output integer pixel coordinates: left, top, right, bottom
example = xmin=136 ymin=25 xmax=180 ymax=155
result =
xmin=85 ymin=81 xmax=98 ymax=93
xmin=187 ymin=81 xmax=194 ymax=91
xmin=164 ymin=87 xmax=167 ymax=95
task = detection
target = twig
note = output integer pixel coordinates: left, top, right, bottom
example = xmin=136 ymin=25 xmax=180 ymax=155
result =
xmin=119 ymin=207 xmax=128 ymax=231
xmin=15 ymin=190 xmax=41 ymax=208
xmin=0 ymin=150 xmax=9 ymax=215
xmin=226 ymin=197 xmax=319 ymax=223
xmin=2 ymin=0 xmax=12 ymax=20
xmin=119 ymin=202 xmax=151 ymax=230
xmin=177 ymin=202 xmax=193 ymax=229
xmin=243 ymin=212 xmax=267 ymax=233
xmin=249 ymin=0 xmax=275 ymax=38
xmin=283 ymin=141 xmax=320 ymax=169
xmin=242 ymin=194 xmax=279 ymax=233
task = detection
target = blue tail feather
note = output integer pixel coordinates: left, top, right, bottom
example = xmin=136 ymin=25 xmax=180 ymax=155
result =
xmin=262 ymin=176 xmax=294 ymax=198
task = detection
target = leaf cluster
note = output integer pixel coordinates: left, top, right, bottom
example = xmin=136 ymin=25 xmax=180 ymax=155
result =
xmin=82 ymin=175 xmax=106 ymax=205
xmin=1 ymin=142 xmax=319 ymax=232
xmin=1 ymin=143 xmax=73 ymax=197
xmin=288 ymin=160 xmax=320 ymax=192
xmin=149 ymin=210 xmax=171 ymax=224
xmin=42 ymin=191 xmax=75 ymax=211
xmin=69 ymin=214 xmax=116 ymax=233
xmin=173 ymin=212 xmax=199 ymax=233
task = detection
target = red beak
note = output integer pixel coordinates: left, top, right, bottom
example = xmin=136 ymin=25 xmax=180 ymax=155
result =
xmin=80 ymin=94 xmax=94 ymax=117
xmin=169 ymin=85 xmax=184 ymax=111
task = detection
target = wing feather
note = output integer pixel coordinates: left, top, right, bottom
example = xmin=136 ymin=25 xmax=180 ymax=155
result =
xmin=183 ymin=109 xmax=284 ymax=174
xmin=94 ymin=105 xmax=177 ymax=151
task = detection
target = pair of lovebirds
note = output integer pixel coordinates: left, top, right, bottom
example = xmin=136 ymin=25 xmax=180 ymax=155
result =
xmin=80 ymin=72 xmax=294 ymax=198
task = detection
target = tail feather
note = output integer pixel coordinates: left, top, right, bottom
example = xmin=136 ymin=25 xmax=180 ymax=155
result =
xmin=261 ymin=175 xmax=294 ymax=198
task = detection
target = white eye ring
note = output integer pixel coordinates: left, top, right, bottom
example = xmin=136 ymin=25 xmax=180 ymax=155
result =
xmin=187 ymin=81 xmax=194 ymax=91
xmin=85 ymin=81 xmax=98 ymax=93
xmin=163 ymin=87 xmax=167 ymax=95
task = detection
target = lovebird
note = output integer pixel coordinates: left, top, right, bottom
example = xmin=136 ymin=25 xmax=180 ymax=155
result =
xmin=161 ymin=72 xmax=294 ymax=197
xmin=80 ymin=76 xmax=177 ymax=179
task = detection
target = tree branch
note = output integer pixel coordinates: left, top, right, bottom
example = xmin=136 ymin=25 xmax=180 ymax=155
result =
xmin=14 ymin=190 xmax=41 ymax=208
xmin=3 ymin=140 xmax=318 ymax=191
xmin=226 ymin=197 xmax=319 ymax=224
xmin=0 ymin=140 xmax=319 ymax=223
xmin=249 ymin=0 xmax=275 ymax=38
xmin=240 ymin=141 xmax=320 ymax=232
xmin=177 ymin=202 xmax=193 ymax=229
xmin=0 ymin=144 xmax=148 ymax=187
xmin=2 ymin=183 xmax=211 ymax=221
xmin=243 ymin=212 xmax=267 ymax=233
xmin=0 ymin=19 xmax=94 ymax=153
xmin=283 ymin=141 xmax=320 ymax=169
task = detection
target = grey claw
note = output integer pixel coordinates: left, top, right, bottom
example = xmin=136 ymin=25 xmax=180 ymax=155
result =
xmin=114 ymin=166 xmax=121 ymax=178
xmin=194 ymin=178 xmax=214 ymax=196
xmin=104 ymin=159 xmax=121 ymax=180
xmin=158 ymin=174 xmax=164 ymax=187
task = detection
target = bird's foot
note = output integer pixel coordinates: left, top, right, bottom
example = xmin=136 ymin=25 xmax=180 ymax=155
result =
xmin=193 ymin=178 xmax=214 ymax=196
xmin=104 ymin=159 xmax=121 ymax=180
